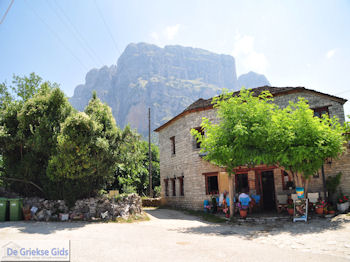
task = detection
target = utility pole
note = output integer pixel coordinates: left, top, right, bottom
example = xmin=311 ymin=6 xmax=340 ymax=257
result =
xmin=148 ymin=107 xmax=153 ymax=197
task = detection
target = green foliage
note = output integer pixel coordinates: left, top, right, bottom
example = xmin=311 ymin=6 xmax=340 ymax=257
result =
xmin=192 ymin=88 xmax=277 ymax=173
xmin=344 ymin=116 xmax=350 ymax=141
xmin=112 ymin=130 xmax=160 ymax=196
xmin=273 ymin=98 xmax=345 ymax=185
xmin=1 ymin=73 xmax=156 ymax=204
xmin=192 ymin=88 xmax=345 ymax=190
xmin=153 ymin=185 xmax=161 ymax=197
xmin=326 ymin=172 xmax=342 ymax=195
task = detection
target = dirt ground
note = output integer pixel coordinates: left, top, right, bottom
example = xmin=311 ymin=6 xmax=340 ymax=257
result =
xmin=0 ymin=208 xmax=349 ymax=262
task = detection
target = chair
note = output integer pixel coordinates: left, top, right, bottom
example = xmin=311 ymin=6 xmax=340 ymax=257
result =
xmin=203 ymin=200 xmax=210 ymax=212
xmin=251 ymin=195 xmax=261 ymax=211
xmin=291 ymin=193 xmax=298 ymax=202
xmin=276 ymin=194 xmax=288 ymax=213
xmin=307 ymin=192 xmax=319 ymax=212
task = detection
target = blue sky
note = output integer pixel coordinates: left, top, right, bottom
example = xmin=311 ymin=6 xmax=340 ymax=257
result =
xmin=0 ymin=0 xmax=349 ymax=118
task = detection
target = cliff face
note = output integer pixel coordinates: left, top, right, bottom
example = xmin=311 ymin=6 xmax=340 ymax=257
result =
xmin=70 ymin=43 xmax=270 ymax=138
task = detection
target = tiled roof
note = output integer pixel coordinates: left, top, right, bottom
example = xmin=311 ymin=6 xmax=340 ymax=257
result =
xmin=155 ymin=86 xmax=347 ymax=132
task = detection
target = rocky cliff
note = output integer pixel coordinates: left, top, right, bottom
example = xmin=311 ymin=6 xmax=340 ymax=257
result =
xmin=70 ymin=43 xmax=270 ymax=138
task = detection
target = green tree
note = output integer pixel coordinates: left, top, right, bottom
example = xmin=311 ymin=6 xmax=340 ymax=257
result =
xmin=191 ymin=89 xmax=277 ymax=173
xmin=192 ymin=89 xmax=345 ymax=194
xmin=0 ymin=74 xmax=72 ymax=196
xmin=273 ymin=99 xmax=345 ymax=191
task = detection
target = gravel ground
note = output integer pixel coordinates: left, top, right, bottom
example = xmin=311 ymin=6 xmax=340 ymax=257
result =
xmin=0 ymin=208 xmax=349 ymax=262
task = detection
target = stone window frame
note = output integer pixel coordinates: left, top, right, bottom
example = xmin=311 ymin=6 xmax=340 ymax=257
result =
xmin=203 ymin=172 xmax=219 ymax=195
xmin=170 ymin=177 xmax=176 ymax=196
xmin=164 ymin=178 xmax=169 ymax=197
xmin=312 ymin=106 xmax=330 ymax=118
xmin=170 ymin=136 xmax=176 ymax=155
xmin=178 ymin=176 xmax=184 ymax=196
xmin=281 ymin=170 xmax=291 ymax=190
xmin=192 ymin=127 xmax=204 ymax=150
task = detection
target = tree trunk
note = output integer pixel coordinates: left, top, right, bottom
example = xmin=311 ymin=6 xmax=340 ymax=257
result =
xmin=304 ymin=178 xmax=309 ymax=196
xmin=229 ymin=174 xmax=235 ymax=218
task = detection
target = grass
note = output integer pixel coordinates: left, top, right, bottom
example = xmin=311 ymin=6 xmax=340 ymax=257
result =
xmin=158 ymin=205 xmax=227 ymax=223
xmin=113 ymin=212 xmax=150 ymax=223
xmin=184 ymin=209 xmax=227 ymax=223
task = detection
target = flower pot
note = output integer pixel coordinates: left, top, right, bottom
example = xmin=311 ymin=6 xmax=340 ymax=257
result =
xmin=239 ymin=209 xmax=247 ymax=218
xmin=328 ymin=210 xmax=335 ymax=214
xmin=315 ymin=207 xmax=324 ymax=215
xmin=287 ymin=208 xmax=294 ymax=216
xmin=337 ymin=202 xmax=350 ymax=213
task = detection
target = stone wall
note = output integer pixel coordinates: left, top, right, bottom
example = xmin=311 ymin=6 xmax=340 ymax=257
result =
xmin=158 ymin=91 xmax=348 ymax=210
xmin=23 ymin=194 xmax=142 ymax=221
xmin=273 ymin=91 xmax=346 ymax=124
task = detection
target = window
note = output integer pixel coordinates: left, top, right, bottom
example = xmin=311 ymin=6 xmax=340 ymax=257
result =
xmin=281 ymin=170 xmax=290 ymax=190
xmin=203 ymin=173 xmax=219 ymax=195
xmin=178 ymin=176 xmax=184 ymax=196
xmin=164 ymin=179 xmax=169 ymax=197
xmin=313 ymin=106 xmax=329 ymax=118
xmin=171 ymin=178 xmax=176 ymax=196
xmin=170 ymin=136 xmax=176 ymax=155
xmin=193 ymin=127 xmax=204 ymax=149
xmin=235 ymin=173 xmax=248 ymax=193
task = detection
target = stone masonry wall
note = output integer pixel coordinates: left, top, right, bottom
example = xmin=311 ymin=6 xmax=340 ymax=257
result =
xmin=158 ymin=91 xmax=347 ymax=210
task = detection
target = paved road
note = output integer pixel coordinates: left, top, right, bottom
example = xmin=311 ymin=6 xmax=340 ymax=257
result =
xmin=0 ymin=209 xmax=349 ymax=262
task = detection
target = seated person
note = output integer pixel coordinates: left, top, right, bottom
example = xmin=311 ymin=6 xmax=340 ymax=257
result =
xmin=238 ymin=188 xmax=254 ymax=213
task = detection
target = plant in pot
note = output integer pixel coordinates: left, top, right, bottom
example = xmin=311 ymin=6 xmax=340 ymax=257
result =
xmin=287 ymin=203 xmax=294 ymax=216
xmin=336 ymin=193 xmax=349 ymax=213
xmin=237 ymin=203 xmax=248 ymax=218
xmin=327 ymin=205 xmax=335 ymax=214
xmin=315 ymin=200 xmax=326 ymax=215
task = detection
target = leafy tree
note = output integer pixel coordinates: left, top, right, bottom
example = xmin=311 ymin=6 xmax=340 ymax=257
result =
xmin=272 ymin=99 xmax=345 ymax=191
xmin=191 ymin=89 xmax=277 ymax=173
xmin=344 ymin=115 xmax=350 ymax=141
xmin=111 ymin=126 xmax=160 ymax=196
xmin=0 ymin=74 xmax=72 ymax=196
xmin=192 ymin=89 xmax=345 ymax=194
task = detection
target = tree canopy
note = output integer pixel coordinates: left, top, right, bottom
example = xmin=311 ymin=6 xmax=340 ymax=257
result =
xmin=0 ymin=73 xmax=160 ymax=204
xmin=192 ymin=88 xmax=346 ymax=191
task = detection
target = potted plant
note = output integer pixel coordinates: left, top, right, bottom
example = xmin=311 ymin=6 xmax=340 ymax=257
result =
xmin=287 ymin=203 xmax=294 ymax=216
xmin=328 ymin=205 xmax=335 ymax=214
xmin=336 ymin=194 xmax=349 ymax=213
xmin=237 ymin=203 xmax=248 ymax=218
xmin=315 ymin=200 xmax=326 ymax=215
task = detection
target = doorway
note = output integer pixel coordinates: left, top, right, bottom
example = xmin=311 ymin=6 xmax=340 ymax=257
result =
xmin=261 ymin=171 xmax=276 ymax=210
xmin=235 ymin=173 xmax=248 ymax=193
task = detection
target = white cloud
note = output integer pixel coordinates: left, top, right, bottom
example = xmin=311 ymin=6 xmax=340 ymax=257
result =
xmin=163 ymin=24 xmax=181 ymax=40
xmin=326 ymin=49 xmax=336 ymax=59
xmin=232 ymin=34 xmax=269 ymax=74
xmin=149 ymin=24 xmax=182 ymax=44
xmin=150 ymin=32 xmax=159 ymax=41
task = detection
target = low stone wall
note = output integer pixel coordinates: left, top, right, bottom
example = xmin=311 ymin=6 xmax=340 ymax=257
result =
xmin=141 ymin=197 xmax=161 ymax=207
xmin=23 ymin=194 xmax=142 ymax=222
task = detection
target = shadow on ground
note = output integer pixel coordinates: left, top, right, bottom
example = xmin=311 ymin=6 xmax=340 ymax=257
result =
xmin=0 ymin=221 xmax=88 ymax=235
xmin=147 ymin=208 xmax=350 ymax=240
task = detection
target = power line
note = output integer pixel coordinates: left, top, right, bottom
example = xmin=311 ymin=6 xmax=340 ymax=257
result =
xmin=25 ymin=0 xmax=88 ymax=70
xmin=45 ymin=0 xmax=99 ymax=66
xmin=52 ymin=0 xmax=104 ymax=65
xmin=0 ymin=0 xmax=15 ymax=25
xmin=93 ymin=0 xmax=121 ymax=56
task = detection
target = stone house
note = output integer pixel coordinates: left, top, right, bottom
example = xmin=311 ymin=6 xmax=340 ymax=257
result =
xmin=155 ymin=86 xmax=349 ymax=211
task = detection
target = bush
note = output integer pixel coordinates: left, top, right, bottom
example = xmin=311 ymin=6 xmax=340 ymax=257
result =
xmin=153 ymin=185 xmax=161 ymax=197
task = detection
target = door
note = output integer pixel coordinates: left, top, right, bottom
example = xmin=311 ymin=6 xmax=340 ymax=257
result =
xmin=261 ymin=171 xmax=276 ymax=210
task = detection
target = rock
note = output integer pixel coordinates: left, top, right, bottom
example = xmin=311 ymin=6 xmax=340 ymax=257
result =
xmin=70 ymin=42 xmax=270 ymax=138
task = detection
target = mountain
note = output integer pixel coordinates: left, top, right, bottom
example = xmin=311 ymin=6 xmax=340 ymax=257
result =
xmin=70 ymin=43 xmax=270 ymax=138
xmin=237 ymin=71 xmax=270 ymax=89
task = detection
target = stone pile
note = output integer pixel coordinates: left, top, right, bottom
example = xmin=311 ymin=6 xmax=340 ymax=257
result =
xmin=23 ymin=193 xmax=142 ymax=222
